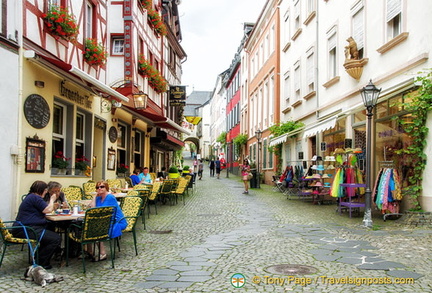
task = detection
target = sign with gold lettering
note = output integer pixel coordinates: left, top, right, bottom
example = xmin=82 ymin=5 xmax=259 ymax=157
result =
xmin=169 ymin=86 xmax=186 ymax=106
xmin=60 ymin=81 xmax=93 ymax=108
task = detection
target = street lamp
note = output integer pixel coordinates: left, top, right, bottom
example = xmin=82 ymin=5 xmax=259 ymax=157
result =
xmin=360 ymin=80 xmax=381 ymax=228
xmin=133 ymin=91 xmax=148 ymax=110
xmin=226 ymin=141 xmax=231 ymax=178
xmin=255 ymin=129 xmax=262 ymax=188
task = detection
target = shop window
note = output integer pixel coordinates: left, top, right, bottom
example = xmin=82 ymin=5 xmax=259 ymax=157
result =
xmin=263 ymin=139 xmax=267 ymax=169
xmin=322 ymin=117 xmax=346 ymax=155
xmin=75 ymin=112 xmax=85 ymax=159
xmin=52 ymin=104 xmax=67 ymax=169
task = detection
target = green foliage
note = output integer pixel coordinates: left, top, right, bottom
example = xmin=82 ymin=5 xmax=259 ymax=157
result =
xmin=168 ymin=166 xmax=178 ymax=173
xmin=216 ymin=132 xmax=227 ymax=148
xmin=268 ymin=121 xmax=304 ymax=172
xmin=233 ymin=134 xmax=248 ymax=158
xmin=394 ymin=70 xmax=432 ymax=210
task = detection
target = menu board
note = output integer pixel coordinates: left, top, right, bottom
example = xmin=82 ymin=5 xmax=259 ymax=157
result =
xmin=24 ymin=94 xmax=50 ymax=129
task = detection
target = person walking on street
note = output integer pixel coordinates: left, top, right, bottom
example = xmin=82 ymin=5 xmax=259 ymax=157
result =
xmin=240 ymin=159 xmax=251 ymax=194
xmin=215 ymin=158 xmax=221 ymax=179
xmin=198 ymin=159 xmax=204 ymax=180
xmin=209 ymin=159 xmax=215 ymax=177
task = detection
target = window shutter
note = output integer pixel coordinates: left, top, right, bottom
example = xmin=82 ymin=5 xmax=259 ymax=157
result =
xmin=387 ymin=0 xmax=401 ymax=22
xmin=352 ymin=9 xmax=364 ymax=49
xmin=306 ymin=53 xmax=314 ymax=85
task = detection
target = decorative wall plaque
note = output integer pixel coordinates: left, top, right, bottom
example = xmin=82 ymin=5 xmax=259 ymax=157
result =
xmin=108 ymin=126 xmax=118 ymax=143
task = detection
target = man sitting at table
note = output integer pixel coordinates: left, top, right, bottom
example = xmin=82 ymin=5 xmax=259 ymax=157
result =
xmin=12 ymin=180 xmax=61 ymax=269
xmin=139 ymin=167 xmax=152 ymax=184
xmin=130 ymin=168 xmax=141 ymax=186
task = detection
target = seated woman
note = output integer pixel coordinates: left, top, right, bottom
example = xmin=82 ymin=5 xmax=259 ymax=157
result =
xmin=12 ymin=180 xmax=61 ymax=269
xmin=44 ymin=181 xmax=68 ymax=210
xmin=157 ymin=167 xmax=168 ymax=180
xmin=89 ymin=180 xmax=127 ymax=261
xmin=130 ymin=168 xmax=141 ymax=186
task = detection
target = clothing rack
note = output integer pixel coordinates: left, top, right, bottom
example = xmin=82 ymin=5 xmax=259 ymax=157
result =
xmin=373 ymin=167 xmax=403 ymax=221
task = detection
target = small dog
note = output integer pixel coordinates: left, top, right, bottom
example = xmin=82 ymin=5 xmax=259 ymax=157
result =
xmin=23 ymin=265 xmax=64 ymax=287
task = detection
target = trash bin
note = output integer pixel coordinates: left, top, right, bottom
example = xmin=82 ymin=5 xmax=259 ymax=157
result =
xmin=250 ymin=169 xmax=258 ymax=188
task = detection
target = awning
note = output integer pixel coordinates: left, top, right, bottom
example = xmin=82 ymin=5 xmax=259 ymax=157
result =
xmin=303 ymin=117 xmax=337 ymax=138
xmin=24 ymin=50 xmax=129 ymax=102
xmin=166 ymin=134 xmax=185 ymax=147
xmin=269 ymin=133 xmax=288 ymax=147
xmin=155 ymin=118 xmax=190 ymax=135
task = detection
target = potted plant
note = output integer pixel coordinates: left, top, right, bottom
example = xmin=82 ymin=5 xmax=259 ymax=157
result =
xmin=182 ymin=165 xmax=190 ymax=175
xmin=83 ymin=38 xmax=108 ymax=66
xmin=75 ymin=155 xmax=90 ymax=175
xmin=168 ymin=166 xmax=179 ymax=179
xmin=117 ymin=163 xmax=129 ymax=177
xmin=52 ymin=151 xmax=70 ymax=174
xmin=42 ymin=5 xmax=79 ymax=42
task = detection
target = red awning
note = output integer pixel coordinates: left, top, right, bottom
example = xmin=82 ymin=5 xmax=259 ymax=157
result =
xmin=166 ymin=134 xmax=185 ymax=147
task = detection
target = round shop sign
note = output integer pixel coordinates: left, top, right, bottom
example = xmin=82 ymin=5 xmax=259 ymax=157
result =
xmin=23 ymin=94 xmax=50 ymax=129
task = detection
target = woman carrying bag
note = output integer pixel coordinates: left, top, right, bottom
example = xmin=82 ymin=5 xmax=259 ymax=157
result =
xmin=240 ymin=159 xmax=252 ymax=194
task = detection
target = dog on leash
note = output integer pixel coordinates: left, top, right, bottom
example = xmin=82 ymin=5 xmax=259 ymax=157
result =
xmin=23 ymin=265 xmax=64 ymax=287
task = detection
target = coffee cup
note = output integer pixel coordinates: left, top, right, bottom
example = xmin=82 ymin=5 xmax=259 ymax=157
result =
xmin=62 ymin=209 xmax=70 ymax=214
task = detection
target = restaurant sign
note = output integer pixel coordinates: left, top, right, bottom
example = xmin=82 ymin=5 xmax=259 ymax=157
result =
xmin=60 ymin=81 xmax=92 ymax=109
xmin=169 ymin=86 xmax=186 ymax=106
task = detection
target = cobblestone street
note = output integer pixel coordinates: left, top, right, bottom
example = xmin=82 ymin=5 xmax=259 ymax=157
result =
xmin=1 ymin=168 xmax=431 ymax=292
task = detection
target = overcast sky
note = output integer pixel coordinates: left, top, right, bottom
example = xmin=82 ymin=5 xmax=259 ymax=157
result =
xmin=179 ymin=0 xmax=267 ymax=94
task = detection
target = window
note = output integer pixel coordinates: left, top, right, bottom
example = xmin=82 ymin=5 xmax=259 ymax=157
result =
xmin=134 ymin=131 xmax=143 ymax=166
xmin=263 ymin=138 xmax=267 ymax=169
xmin=284 ymin=72 xmax=291 ymax=107
xmin=294 ymin=62 xmax=301 ymax=101
xmin=294 ymin=0 xmax=301 ymax=30
xmin=112 ymin=37 xmax=124 ymax=55
xmin=306 ymin=51 xmax=315 ymax=93
xmin=386 ymin=0 xmax=401 ymax=40
xmin=328 ymin=32 xmax=337 ymax=79
xmin=307 ymin=0 xmax=315 ymax=15
xmin=352 ymin=4 xmax=364 ymax=58
xmin=75 ymin=112 xmax=85 ymax=159
xmin=52 ymin=104 xmax=66 ymax=162
xmin=85 ymin=2 xmax=94 ymax=39
xmin=117 ymin=123 xmax=129 ymax=173
xmin=283 ymin=10 xmax=291 ymax=48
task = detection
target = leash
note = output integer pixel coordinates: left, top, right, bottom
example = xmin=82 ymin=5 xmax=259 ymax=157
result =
xmin=18 ymin=222 xmax=45 ymax=267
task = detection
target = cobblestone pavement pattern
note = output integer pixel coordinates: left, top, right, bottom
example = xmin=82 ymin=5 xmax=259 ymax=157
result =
xmin=1 ymin=163 xmax=431 ymax=292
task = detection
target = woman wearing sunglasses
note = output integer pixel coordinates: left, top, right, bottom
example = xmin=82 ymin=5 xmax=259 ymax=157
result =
xmin=89 ymin=180 xmax=127 ymax=261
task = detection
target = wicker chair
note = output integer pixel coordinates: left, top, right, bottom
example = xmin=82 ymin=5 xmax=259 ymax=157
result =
xmin=66 ymin=206 xmax=115 ymax=273
xmin=147 ymin=181 xmax=162 ymax=216
xmin=158 ymin=179 xmax=178 ymax=205
xmin=0 ymin=219 xmax=38 ymax=267
xmin=116 ymin=196 xmax=143 ymax=255
xmin=107 ymin=179 xmax=122 ymax=191
xmin=82 ymin=181 xmax=96 ymax=200
xmin=62 ymin=185 xmax=84 ymax=206
xmin=171 ymin=177 xmax=189 ymax=205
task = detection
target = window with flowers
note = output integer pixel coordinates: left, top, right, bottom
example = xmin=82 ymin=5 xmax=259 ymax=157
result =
xmin=138 ymin=54 xmax=168 ymax=93
xmin=140 ymin=0 xmax=167 ymax=36
xmin=83 ymin=38 xmax=108 ymax=66
xmin=52 ymin=151 xmax=70 ymax=169
xmin=75 ymin=155 xmax=90 ymax=171
xmin=42 ymin=5 xmax=79 ymax=42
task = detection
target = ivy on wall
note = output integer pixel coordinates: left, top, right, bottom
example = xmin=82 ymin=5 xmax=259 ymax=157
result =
xmin=395 ymin=69 xmax=432 ymax=211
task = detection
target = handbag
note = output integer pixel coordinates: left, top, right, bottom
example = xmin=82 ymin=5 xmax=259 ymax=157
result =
xmin=247 ymin=172 xmax=253 ymax=180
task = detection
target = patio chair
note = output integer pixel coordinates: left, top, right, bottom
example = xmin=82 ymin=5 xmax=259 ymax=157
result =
xmin=66 ymin=206 xmax=115 ymax=273
xmin=159 ymin=179 xmax=178 ymax=205
xmin=82 ymin=180 xmax=96 ymax=200
xmin=116 ymin=196 xmax=143 ymax=255
xmin=62 ymin=185 xmax=84 ymax=205
xmin=171 ymin=177 xmax=188 ymax=205
xmin=147 ymin=181 xmax=162 ymax=216
xmin=0 ymin=219 xmax=38 ymax=267
xmin=107 ymin=179 xmax=122 ymax=191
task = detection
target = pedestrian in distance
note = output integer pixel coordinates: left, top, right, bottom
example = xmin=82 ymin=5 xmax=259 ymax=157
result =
xmin=240 ymin=159 xmax=251 ymax=194
xmin=198 ymin=159 xmax=204 ymax=180
xmin=215 ymin=158 xmax=221 ymax=179
xmin=209 ymin=159 xmax=215 ymax=177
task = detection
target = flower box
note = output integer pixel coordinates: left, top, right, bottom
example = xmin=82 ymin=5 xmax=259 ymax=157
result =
xmin=83 ymin=38 xmax=108 ymax=66
xmin=42 ymin=5 xmax=79 ymax=42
